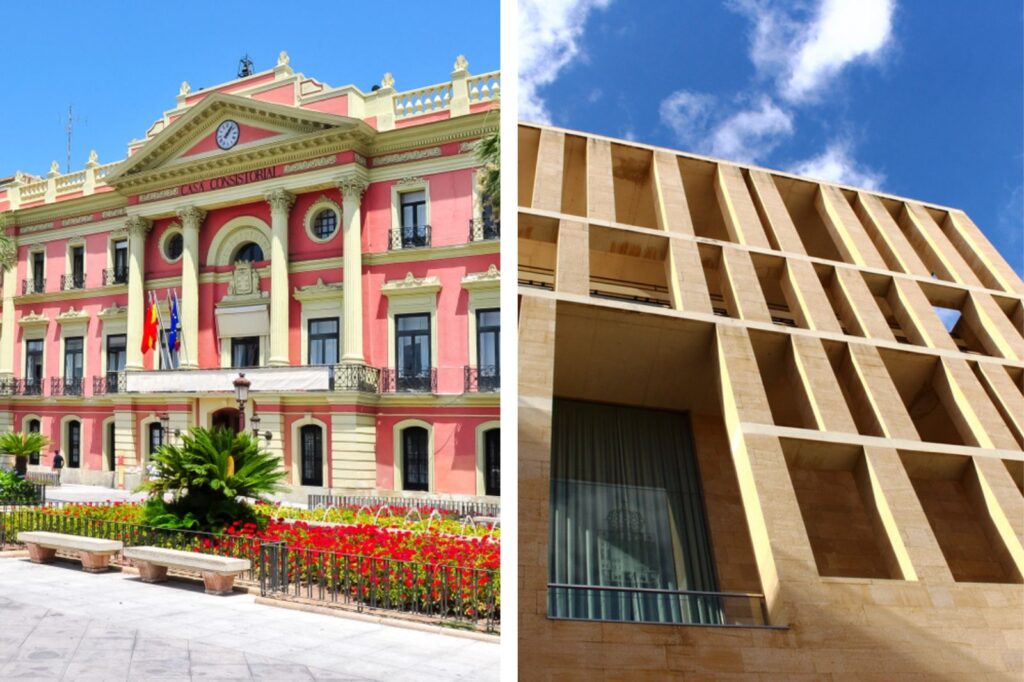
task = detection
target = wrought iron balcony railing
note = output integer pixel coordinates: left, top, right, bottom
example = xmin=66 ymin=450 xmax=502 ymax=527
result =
xmin=103 ymin=267 xmax=129 ymax=286
xmin=60 ymin=274 xmax=86 ymax=291
xmin=331 ymin=364 xmax=381 ymax=393
xmin=469 ymin=217 xmax=500 ymax=242
xmin=92 ymin=371 xmax=125 ymax=395
xmin=464 ymin=365 xmax=500 ymax=392
xmin=11 ymin=378 xmax=43 ymax=396
xmin=389 ymin=224 xmax=431 ymax=250
xmin=381 ymin=368 xmax=437 ymax=393
xmin=51 ymin=377 xmax=84 ymax=396
xmin=21 ymin=279 xmax=45 ymax=295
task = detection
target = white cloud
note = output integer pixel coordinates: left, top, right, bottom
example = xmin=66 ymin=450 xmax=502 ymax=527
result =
xmin=659 ymin=92 xmax=792 ymax=164
xmin=789 ymin=140 xmax=885 ymax=190
xmin=733 ymin=0 xmax=895 ymax=102
xmin=519 ymin=0 xmax=612 ymax=124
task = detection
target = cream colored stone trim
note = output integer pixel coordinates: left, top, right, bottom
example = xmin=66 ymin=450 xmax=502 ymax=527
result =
xmin=463 ymin=266 xmax=500 ymax=371
xmin=289 ymin=415 xmax=330 ymax=488
xmin=303 ymin=195 xmax=342 ymax=244
xmin=474 ymin=420 xmax=500 ymax=496
xmin=18 ymin=311 xmax=51 ymax=332
xmin=392 ymin=418 xmax=434 ymax=492
xmin=158 ymin=223 xmax=184 ymax=264
xmin=207 ymin=215 xmax=272 ymax=267
xmin=59 ymin=414 xmax=84 ymax=465
xmin=294 ymin=281 xmax=343 ymax=365
xmin=100 ymin=416 xmax=116 ymax=472
xmin=381 ymin=274 xmax=440 ymax=371
xmin=389 ymin=177 xmax=431 ymax=250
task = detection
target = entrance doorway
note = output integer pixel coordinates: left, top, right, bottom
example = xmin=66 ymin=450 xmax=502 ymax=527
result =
xmin=211 ymin=408 xmax=242 ymax=433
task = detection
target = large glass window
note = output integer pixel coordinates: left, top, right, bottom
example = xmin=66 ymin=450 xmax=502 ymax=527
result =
xmin=300 ymin=424 xmax=324 ymax=487
xmin=67 ymin=420 xmax=81 ymax=469
xmin=113 ymin=239 xmax=129 ymax=283
xmin=106 ymin=334 xmax=126 ymax=393
xmin=70 ymin=246 xmax=85 ymax=288
xmin=402 ymin=426 xmax=429 ymax=491
xmin=64 ymin=337 xmax=84 ymax=395
xmin=484 ymin=428 xmax=500 ymax=496
xmin=27 ymin=419 xmax=41 ymax=465
xmin=548 ymin=399 xmax=721 ymax=625
xmin=148 ymin=422 xmax=163 ymax=458
xmin=231 ymin=337 xmax=260 ymax=368
xmin=477 ymin=309 xmax=500 ymax=391
xmin=395 ymin=313 xmax=431 ymax=391
xmin=400 ymin=191 xmax=428 ymax=248
xmin=24 ymin=340 xmax=43 ymax=395
xmin=31 ymin=251 xmax=45 ymax=292
xmin=308 ymin=318 xmax=339 ymax=365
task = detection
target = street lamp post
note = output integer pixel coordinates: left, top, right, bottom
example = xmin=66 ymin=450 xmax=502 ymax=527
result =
xmin=250 ymin=413 xmax=273 ymax=443
xmin=233 ymin=372 xmax=250 ymax=434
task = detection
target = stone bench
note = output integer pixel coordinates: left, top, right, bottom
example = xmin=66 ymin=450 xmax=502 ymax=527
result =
xmin=18 ymin=531 xmax=123 ymax=573
xmin=123 ymin=546 xmax=251 ymax=595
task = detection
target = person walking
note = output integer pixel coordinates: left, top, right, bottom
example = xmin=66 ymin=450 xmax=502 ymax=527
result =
xmin=51 ymin=449 xmax=64 ymax=485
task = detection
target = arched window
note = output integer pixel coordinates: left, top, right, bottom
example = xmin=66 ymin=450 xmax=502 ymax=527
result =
xmin=27 ymin=419 xmax=41 ymax=465
xmin=299 ymin=424 xmax=324 ymax=487
xmin=401 ymin=427 xmax=429 ymax=492
xmin=234 ymin=242 xmax=264 ymax=263
xmin=148 ymin=422 xmax=163 ymax=457
xmin=107 ymin=421 xmax=116 ymax=471
xmin=67 ymin=420 xmax=81 ymax=469
xmin=484 ymin=428 xmax=500 ymax=496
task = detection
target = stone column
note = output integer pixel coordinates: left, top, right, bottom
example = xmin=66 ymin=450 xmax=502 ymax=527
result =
xmin=176 ymin=206 xmax=205 ymax=369
xmin=125 ymin=217 xmax=152 ymax=370
xmin=338 ymin=169 xmax=369 ymax=364
xmin=0 ymin=260 xmax=17 ymax=376
xmin=264 ymin=190 xmax=295 ymax=367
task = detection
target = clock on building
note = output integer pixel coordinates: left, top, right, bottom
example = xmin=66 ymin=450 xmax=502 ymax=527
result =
xmin=215 ymin=120 xmax=240 ymax=150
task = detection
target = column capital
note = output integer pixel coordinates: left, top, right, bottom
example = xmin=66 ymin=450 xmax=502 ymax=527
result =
xmin=264 ymin=189 xmax=296 ymax=213
xmin=176 ymin=206 xmax=207 ymax=228
xmin=337 ymin=168 xmax=370 ymax=201
xmin=124 ymin=216 xmax=152 ymax=237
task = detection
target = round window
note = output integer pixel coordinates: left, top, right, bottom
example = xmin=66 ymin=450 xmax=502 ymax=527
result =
xmin=312 ymin=209 xmax=338 ymax=240
xmin=165 ymin=232 xmax=183 ymax=261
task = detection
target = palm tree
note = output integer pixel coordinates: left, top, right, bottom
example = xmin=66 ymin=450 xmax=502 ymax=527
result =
xmin=0 ymin=431 xmax=50 ymax=477
xmin=476 ymin=130 xmax=500 ymax=219
xmin=139 ymin=427 xmax=288 ymax=531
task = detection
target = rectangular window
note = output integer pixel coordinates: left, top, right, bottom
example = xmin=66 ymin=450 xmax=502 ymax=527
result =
xmin=400 ymin=191 xmax=428 ymax=247
xmin=31 ymin=251 xmax=45 ymax=292
xmin=477 ymin=308 xmax=500 ymax=391
xmin=308 ymin=318 xmax=339 ymax=365
xmin=64 ymin=337 xmax=84 ymax=395
xmin=24 ymin=340 xmax=43 ymax=394
xmin=148 ymin=422 xmax=163 ymax=457
xmin=231 ymin=336 xmax=260 ymax=368
xmin=113 ymin=240 xmax=129 ymax=283
xmin=71 ymin=245 xmax=85 ymax=287
xmin=395 ymin=313 xmax=431 ymax=391
xmin=106 ymin=334 xmax=126 ymax=392
xmin=159 ymin=329 xmax=180 ymax=370
xmin=548 ymin=399 xmax=722 ymax=625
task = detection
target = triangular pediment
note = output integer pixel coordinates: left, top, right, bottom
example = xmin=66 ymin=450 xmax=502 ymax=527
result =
xmin=105 ymin=93 xmax=374 ymax=185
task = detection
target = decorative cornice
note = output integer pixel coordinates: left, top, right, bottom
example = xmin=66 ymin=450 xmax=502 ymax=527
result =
xmin=56 ymin=306 xmax=91 ymax=326
xmin=17 ymin=311 xmax=50 ymax=328
xmin=293 ymin=278 xmax=344 ymax=302
xmin=374 ymin=148 xmax=441 ymax=168
xmin=380 ymin=272 xmax=442 ymax=298
xmin=97 ymin=303 xmax=128 ymax=320
xmin=396 ymin=176 xmax=427 ymax=187
xmin=265 ymin=188 xmax=296 ymax=213
xmin=461 ymin=264 xmax=500 ymax=290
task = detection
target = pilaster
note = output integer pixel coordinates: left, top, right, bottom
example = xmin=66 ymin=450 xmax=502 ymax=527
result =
xmin=330 ymin=412 xmax=376 ymax=489
xmin=265 ymin=190 xmax=295 ymax=367
xmin=176 ymin=206 xmax=205 ymax=369
xmin=125 ymin=217 xmax=152 ymax=370
xmin=337 ymin=168 xmax=369 ymax=363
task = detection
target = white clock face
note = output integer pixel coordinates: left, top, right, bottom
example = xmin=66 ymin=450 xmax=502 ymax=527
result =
xmin=215 ymin=120 xmax=240 ymax=150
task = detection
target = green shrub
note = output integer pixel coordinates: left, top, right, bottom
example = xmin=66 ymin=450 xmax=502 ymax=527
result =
xmin=0 ymin=469 xmax=38 ymax=502
xmin=138 ymin=427 xmax=288 ymax=532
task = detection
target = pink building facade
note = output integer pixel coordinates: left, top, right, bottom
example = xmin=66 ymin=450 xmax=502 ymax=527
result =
xmin=0 ymin=52 xmax=501 ymax=500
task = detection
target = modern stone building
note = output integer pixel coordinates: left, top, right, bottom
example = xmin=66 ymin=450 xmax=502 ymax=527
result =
xmin=0 ymin=52 xmax=501 ymax=500
xmin=518 ymin=122 xmax=1023 ymax=679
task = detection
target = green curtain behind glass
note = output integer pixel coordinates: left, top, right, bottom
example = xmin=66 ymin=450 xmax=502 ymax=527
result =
xmin=548 ymin=398 xmax=722 ymax=624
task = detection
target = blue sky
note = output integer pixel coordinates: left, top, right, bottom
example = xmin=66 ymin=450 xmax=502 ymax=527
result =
xmin=520 ymin=1 xmax=1023 ymax=275
xmin=0 ymin=1 xmax=498 ymax=177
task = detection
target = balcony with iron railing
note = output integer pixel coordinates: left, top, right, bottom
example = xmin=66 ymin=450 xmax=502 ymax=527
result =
xmin=7 ymin=378 xmax=43 ymax=396
xmin=103 ymin=267 xmax=129 ymax=286
xmin=390 ymin=224 xmax=431 ymax=250
xmin=330 ymin=364 xmax=381 ymax=393
xmin=51 ymin=377 xmax=84 ymax=397
xmin=60 ymin=274 xmax=86 ymax=291
xmin=21 ymin=278 xmax=45 ymax=295
xmin=381 ymin=368 xmax=437 ymax=393
xmin=92 ymin=372 xmax=125 ymax=395
xmin=464 ymin=365 xmax=500 ymax=392
xmin=469 ymin=217 xmax=500 ymax=242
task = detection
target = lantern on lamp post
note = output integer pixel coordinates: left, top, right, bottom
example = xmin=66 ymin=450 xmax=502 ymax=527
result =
xmin=233 ymin=372 xmax=250 ymax=434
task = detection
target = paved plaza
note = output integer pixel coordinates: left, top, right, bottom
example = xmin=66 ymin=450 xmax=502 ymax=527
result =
xmin=0 ymin=558 xmax=499 ymax=681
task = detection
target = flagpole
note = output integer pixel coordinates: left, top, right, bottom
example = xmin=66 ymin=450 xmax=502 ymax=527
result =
xmin=172 ymin=289 xmax=190 ymax=369
xmin=151 ymin=290 xmax=172 ymax=370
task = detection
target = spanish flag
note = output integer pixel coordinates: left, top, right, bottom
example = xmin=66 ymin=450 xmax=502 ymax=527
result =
xmin=141 ymin=296 xmax=159 ymax=353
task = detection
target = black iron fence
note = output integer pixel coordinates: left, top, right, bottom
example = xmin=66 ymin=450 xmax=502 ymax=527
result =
xmin=259 ymin=541 xmax=499 ymax=632
xmin=60 ymin=274 xmax=86 ymax=291
xmin=331 ymin=364 xmax=381 ymax=393
xmin=21 ymin=278 xmax=45 ymax=295
xmin=307 ymin=494 xmax=500 ymax=518
xmin=92 ymin=372 xmax=124 ymax=395
xmin=103 ymin=267 xmax=129 ymax=286
xmin=390 ymin=224 xmax=431 ymax=250
xmin=380 ymin=368 xmax=437 ymax=393
xmin=51 ymin=377 xmax=84 ymax=396
xmin=0 ymin=482 xmax=46 ymax=507
xmin=469 ymin=217 xmax=500 ymax=241
xmin=464 ymin=365 xmax=500 ymax=392
xmin=11 ymin=378 xmax=43 ymax=396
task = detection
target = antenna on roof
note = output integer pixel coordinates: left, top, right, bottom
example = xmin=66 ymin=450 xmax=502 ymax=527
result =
xmin=62 ymin=104 xmax=87 ymax=174
xmin=238 ymin=54 xmax=254 ymax=78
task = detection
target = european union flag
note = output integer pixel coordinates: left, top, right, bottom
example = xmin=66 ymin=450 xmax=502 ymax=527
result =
xmin=168 ymin=294 xmax=180 ymax=351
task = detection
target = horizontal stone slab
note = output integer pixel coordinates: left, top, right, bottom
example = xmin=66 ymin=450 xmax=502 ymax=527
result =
xmin=124 ymin=547 xmax=250 ymax=575
xmin=19 ymin=532 xmax=122 ymax=553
